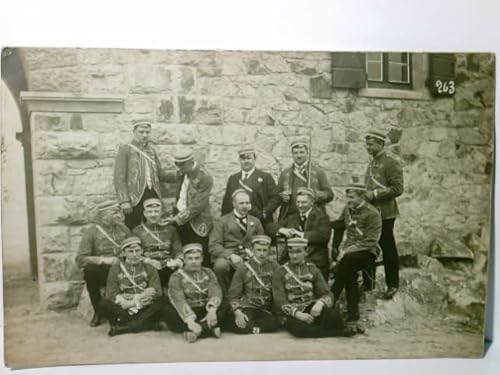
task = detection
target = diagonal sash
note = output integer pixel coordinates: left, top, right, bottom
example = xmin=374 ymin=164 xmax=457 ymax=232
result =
xmin=141 ymin=224 xmax=168 ymax=246
xmin=238 ymin=178 xmax=253 ymax=193
xmin=96 ymin=225 xmax=120 ymax=255
xmin=368 ymin=162 xmax=388 ymax=189
xmin=178 ymin=269 xmax=208 ymax=294
xmin=127 ymin=143 xmax=156 ymax=167
xmin=283 ymin=264 xmax=311 ymax=289
xmin=245 ymin=262 xmax=270 ymax=291
xmin=346 ymin=210 xmax=364 ymax=236
xmin=293 ymin=168 xmax=308 ymax=184
xmin=119 ymin=262 xmax=146 ymax=291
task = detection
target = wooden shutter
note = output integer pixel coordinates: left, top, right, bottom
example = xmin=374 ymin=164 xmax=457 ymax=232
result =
xmin=331 ymin=53 xmax=366 ymax=89
xmin=427 ymin=54 xmax=456 ymax=96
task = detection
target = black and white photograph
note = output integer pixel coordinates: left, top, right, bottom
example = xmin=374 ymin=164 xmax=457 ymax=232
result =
xmin=1 ymin=46 xmax=494 ymax=368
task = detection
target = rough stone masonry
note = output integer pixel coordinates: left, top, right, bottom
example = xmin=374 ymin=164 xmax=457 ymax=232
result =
xmin=15 ymin=49 xmax=493 ymax=322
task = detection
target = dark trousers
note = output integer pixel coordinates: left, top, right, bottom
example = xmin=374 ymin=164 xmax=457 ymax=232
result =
xmin=175 ymin=223 xmax=211 ymax=267
xmin=229 ymin=307 xmax=280 ymax=334
xmin=99 ymin=297 xmax=168 ymax=335
xmin=163 ymin=304 xmax=229 ymax=337
xmin=284 ymin=303 xmax=347 ymax=338
xmin=124 ymin=188 xmax=158 ymax=230
xmin=83 ymin=264 xmax=111 ymax=314
xmin=377 ymin=218 xmax=399 ymax=289
xmin=212 ymin=258 xmax=235 ymax=296
xmin=332 ymin=251 xmax=375 ymax=319
xmin=158 ymin=267 xmax=174 ymax=290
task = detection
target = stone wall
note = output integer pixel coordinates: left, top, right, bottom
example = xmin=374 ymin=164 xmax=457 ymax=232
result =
xmin=18 ymin=49 xmax=494 ymax=309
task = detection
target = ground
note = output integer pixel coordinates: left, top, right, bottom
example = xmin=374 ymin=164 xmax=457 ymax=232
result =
xmin=3 ymin=277 xmax=484 ymax=369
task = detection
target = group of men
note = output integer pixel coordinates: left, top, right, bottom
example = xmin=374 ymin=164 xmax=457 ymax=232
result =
xmin=75 ymin=119 xmax=404 ymax=341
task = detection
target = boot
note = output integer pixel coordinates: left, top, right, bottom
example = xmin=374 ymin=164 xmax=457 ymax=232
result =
xmin=89 ymin=313 xmax=102 ymax=327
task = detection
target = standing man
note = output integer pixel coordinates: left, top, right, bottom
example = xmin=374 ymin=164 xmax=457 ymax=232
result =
xmin=114 ymin=119 xmax=168 ymax=230
xmin=272 ymin=238 xmax=355 ymax=338
xmin=99 ymin=237 xmax=166 ymax=337
xmin=165 ymin=243 xmax=227 ymax=343
xmin=132 ymin=198 xmax=183 ymax=289
xmin=274 ymin=187 xmax=331 ymax=280
xmin=227 ymin=235 xmax=280 ymax=334
xmin=172 ymin=148 xmax=213 ymax=267
xmin=270 ymin=138 xmax=334 ymax=223
xmin=364 ymin=131 xmax=404 ymax=299
xmin=75 ymin=200 xmax=131 ymax=327
xmin=221 ymin=147 xmax=278 ymax=229
xmin=209 ymin=189 xmax=265 ymax=292
xmin=331 ymin=183 xmax=382 ymax=323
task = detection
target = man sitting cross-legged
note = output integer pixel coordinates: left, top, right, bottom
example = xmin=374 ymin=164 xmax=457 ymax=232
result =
xmin=227 ymin=235 xmax=280 ymax=334
xmin=99 ymin=237 xmax=167 ymax=337
xmin=165 ymin=243 xmax=228 ymax=343
xmin=272 ymin=237 xmax=357 ymax=338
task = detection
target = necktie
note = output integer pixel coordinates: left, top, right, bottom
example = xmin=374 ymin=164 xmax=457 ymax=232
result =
xmin=236 ymin=216 xmax=247 ymax=234
xmin=299 ymin=213 xmax=306 ymax=231
xmin=242 ymin=172 xmax=248 ymax=181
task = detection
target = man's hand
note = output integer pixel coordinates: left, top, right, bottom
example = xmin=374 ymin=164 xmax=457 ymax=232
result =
xmin=178 ymin=210 xmax=190 ymax=222
xmin=295 ymin=311 xmax=314 ymax=324
xmin=234 ymin=309 xmax=249 ymax=329
xmin=280 ymin=191 xmax=291 ymax=203
xmin=167 ymin=258 xmax=183 ymax=269
xmin=145 ymin=258 xmax=162 ymax=270
xmin=365 ymin=190 xmax=374 ymax=201
xmin=229 ymin=254 xmax=243 ymax=266
xmin=100 ymin=256 xmax=119 ymax=266
xmin=186 ymin=318 xmax=202 ymax=335
xmin=120 ymin=202 xmax=133 ymax=214
xmin=278 ymin=228 xmax=295 ymax=239
xmin=310 ymin=301 xmax=324 ymax=317
xmin=201 ymin=308 xmax=218 ymax=328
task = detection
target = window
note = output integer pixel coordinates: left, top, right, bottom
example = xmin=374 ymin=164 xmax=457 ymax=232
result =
xmin=366 ymin=52 xmax=412 ymax=89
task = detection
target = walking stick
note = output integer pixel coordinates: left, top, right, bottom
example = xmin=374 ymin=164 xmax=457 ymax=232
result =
xmin=307 ymin=133 xmax=313 ymax=188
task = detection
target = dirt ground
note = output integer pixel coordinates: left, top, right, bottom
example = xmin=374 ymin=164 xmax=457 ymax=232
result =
xmin=2 ymin=278 xmax=484 ymax=369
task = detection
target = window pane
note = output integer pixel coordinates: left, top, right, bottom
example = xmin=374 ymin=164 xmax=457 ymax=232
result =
xmin=366 ymin=52 xmax=382 ymax=62
xmin=388 ymin=53 xmax=408 ymax=63
xmin=388 ymin=64 xmax=409 ymax=83
xmin=367 ymin=62 xmax=383 ymax=81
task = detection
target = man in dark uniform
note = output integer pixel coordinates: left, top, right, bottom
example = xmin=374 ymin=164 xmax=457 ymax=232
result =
xmin=165 ymin=243 xmax=227 ymax=343
xmin=75 ymin=200 xmax=131 ymax=327
xmin=99 ymin=237 xmax=166 ymax=337
xmin=269 ymin=138 xmax=334 ymax=224
xmin=210 ymin=189 xmax=265 ymax=293
xmin=221 ymin=147 xmax=278 ymax=230
xmin=364 ymin=131 xmax=404 ymax=299
xmin=132 ymin=198 xmax=183 ymax=290
xmin=272 ymin=238 xmax=355 ymax=338
xmin=227 ymin=235 xmax=280 ymax=334
xmin=274 ymin=187 xmax=331 ymax=280
xmin=331 ymin=183 xmax=382 ymax=323
xmin=114 ymin=119 xmax=169 ymax=230
xmin=172 ymin=148 xmax=213 ymax=267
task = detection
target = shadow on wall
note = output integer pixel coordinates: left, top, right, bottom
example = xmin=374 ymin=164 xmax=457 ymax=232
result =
xmin=1 ymin=80 xmax=30 ymax=281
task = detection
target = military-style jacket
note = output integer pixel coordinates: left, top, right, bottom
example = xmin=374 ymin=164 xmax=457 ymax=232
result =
xmin=272 ymin=261 xmax=333 ymax=317
xmin=106 ymin=260 xmax=162 ymax=302
xmin=209 ymin=212 xmax=265 ymax=260
xmin=271 ymin=163 xmax=334 ymax=221
xmin=75 ymin=222 xmax=131 ymax=268
xmin=221 ymin=169 xmax=279 ymax=224
xmin=114 ymin=139 xmax=167 ymax=207
xmin=337 ymin=201 xmax=382 ymax=257
xmin=174 ymin=164 xmax=213 ymax=237
xmin=132 ymin=222 xmax=182 ymax=268
xmin=228 ymin=257 xmax=279 ymax=312
xmin=275 ymin=206 xmax=331 ymax=269
xmin=365 ymin=150 xmax=404 ymax=219
xmin=167 ymin=267 xmax=222 ymax=322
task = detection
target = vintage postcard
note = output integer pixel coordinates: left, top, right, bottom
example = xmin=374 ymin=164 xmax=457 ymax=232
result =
xmin=1 ymin=48 xmax=494 ymax=368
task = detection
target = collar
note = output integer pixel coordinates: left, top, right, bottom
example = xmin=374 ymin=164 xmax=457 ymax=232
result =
xmin=144 ymin=221 xmax=160 ymax=230
xmin=131 ymin=139 xmax=150 ymax=148
xmin=372 ymin=149 xmax=385 ymax=161
xmin=233 ymin=210 xmax=247 ymax=219
xmin=293 ymin=162 xmax=307 ymax=170
xmin=241 ymin=167 xmax=256 ymax=178
xmin=184 ymin=162 xmax=198 ymax=178
xmin=299 ymin=207 xmax=313 ymax=218
xmin=350 ymin=200 xmax=366 ymax=213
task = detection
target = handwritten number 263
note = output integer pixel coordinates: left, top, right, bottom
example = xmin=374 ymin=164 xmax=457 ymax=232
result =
xmin=435 ymin=80 xmax=456 ymax=94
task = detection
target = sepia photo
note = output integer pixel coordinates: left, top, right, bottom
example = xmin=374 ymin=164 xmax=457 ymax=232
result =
xmin=0 ymin=47 xmax=494 ymax=368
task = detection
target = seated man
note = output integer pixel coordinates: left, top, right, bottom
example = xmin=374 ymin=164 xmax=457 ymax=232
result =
xmin=209 ymin=189 xmax=264 ymax=292
xmin=99 ymin=237 xmax=166 ymax=337
xmin=227 ymin=235 xmax=280 ymax=334
xmin=272 ymin=237 xmax=356 ymax=338
xmin=75 ymin=200 xmax=131 ymax=327
xmin=274 ymin=187 xmax=331 ymax=280
xmin=165 ymin=243 xmax=227 ymax=343
xmin=331 ymin=183 xmax=382 ymax=323
xmin=132 ymin=198 xmax=183 ymax=289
